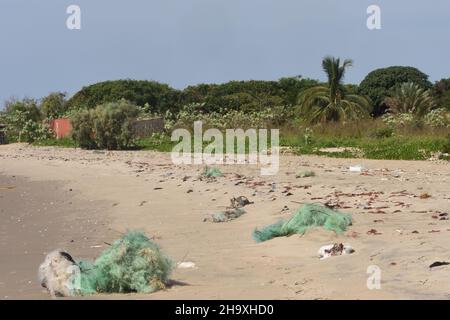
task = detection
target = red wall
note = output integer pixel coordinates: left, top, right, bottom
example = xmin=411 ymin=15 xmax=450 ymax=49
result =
xmin=50 ymin=118 xmax=72 ymax=139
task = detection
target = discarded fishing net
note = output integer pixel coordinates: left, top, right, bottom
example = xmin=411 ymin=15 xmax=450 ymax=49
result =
xmin=205 ymin=208 xmax=246 ymax=223
xmin=253 ymin=203 xmax=352 ymax=243
xmin=203 ymin=166 xmax=222 ymax=178
xmin=73 ymin=231 xmax=173 ymax=295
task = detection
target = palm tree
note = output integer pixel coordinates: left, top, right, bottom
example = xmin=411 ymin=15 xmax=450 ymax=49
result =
xmin=297 ymin=56 xmax=371 ymax=123
xmin=384 ymin=82 xmax=436 ymax=117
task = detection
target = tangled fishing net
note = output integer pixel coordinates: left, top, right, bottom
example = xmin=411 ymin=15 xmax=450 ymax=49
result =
xmin=73 ymin=231 xmax=173 ymax=295
xmin=202 ymin=166 xmax=222 ymax=178
xmin=253 ymin=203 xmax=352 ymax=243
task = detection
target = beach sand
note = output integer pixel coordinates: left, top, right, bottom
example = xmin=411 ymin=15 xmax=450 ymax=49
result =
xmin=0 ymin=143 xmax=449 ymax=299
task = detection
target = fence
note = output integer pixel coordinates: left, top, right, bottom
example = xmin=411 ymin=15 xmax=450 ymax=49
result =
xmin=0 ymin=124 xmax=6 ymax=144
xmin=132 ymin=118 xmax=165 ymax=138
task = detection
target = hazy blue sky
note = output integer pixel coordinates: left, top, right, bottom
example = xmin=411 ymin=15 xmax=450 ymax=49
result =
xmin=1 ymin=0 xmax=449 ymax=104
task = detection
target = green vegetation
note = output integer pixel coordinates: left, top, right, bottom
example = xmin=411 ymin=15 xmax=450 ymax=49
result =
xmin=32 ymin=137 xmax=78 ymax=148
xmin=1 ymin=56 xmax=449 ymax=160
xmin=66 ymin=80 xmax=178 ymax=114
xmin=71 ymin=100 xmax=140 ymax=150
xmin=298 ymin=57 xmax=371 ymax=123
xmin=280 ymin=122 xmax=448 ymax=160
xmin=384 ymin=82 xmax=436 ymax=116
xmin=359 ymin=66 xmax=432 ymax=115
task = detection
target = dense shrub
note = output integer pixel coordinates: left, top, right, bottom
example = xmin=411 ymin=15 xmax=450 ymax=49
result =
xmin=433 ymin=78 xmax=450 ymax=110
xmin=165 ymin=103 xmax=295 ymax=130
xmin=0 ymin=109 xmax=53 ymax=142
xmin=424 ymin=108 xmax=450 ymax=128
xmin=5 ymin=99 xmax=41 ymax=122
xmin=359 ymin=66 xmax=432 ymax=115
xmin=368 ymin=127 xmax=394 ymax=139
xmin=382 ymin=113 xmax=415 ymax=127
xmin=182 ymin=78 xmax=318 ymax=113
xmin=65 ymin=78 xmax=319 ymax=116
xmin=66 ymin=80 xmax=180 ymax=114
xmin=71 ymin=100 xmax=140 ymax=150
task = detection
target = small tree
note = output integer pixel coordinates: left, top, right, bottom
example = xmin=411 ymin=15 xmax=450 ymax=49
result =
xmin=40 ymin=92 xmax=68 ymax=119
xmin=359 ymin=66 xmax=432 ymax=115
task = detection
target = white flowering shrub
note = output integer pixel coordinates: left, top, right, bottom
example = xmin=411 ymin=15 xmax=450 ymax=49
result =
xmin=382 ymin=113 xmax=414 ymax=127
xmin=424 ymin=108 xmax=449 ymax=128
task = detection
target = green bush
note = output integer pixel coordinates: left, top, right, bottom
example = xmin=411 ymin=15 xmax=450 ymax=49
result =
xmin=359 ymin=66 xmax=432 ymax=115
xmin=71 ymin=100 xmax=140 ymax=150
xmin=66 ymin=80 xmax=179 ymax=114
xmin=368 ymin=127 xmax=394 ymax=139
xmin=0 ymin=109 xmax=52 ymax=143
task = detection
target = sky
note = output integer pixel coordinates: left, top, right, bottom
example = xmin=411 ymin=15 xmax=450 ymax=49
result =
xmin=1 ymin=0 xmax=450 ymax=105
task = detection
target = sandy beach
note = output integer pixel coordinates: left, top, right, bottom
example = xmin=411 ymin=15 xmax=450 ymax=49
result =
xmin=0 ymin=143 xmax=449 ymax=300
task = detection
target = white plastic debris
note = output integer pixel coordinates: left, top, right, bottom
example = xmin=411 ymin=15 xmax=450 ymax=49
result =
xmin=38 ymin=250 xmax=80 ymax=297
xmin=177 ymin=261 xmax=196 ymax=269
xmin=318 ymin=243 xmax=355 ymax=260
xmin=349 ymin=166 xmax=363 ymax=173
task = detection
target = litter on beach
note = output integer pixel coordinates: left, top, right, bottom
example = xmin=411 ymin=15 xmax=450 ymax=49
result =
xmin=253 ymin=203 xmax=352 ymax=243
xmin=318 ymin=243 xmax=355 ymax=260
xmin=38 ymin=231 xmax=173 ymax=297
xmin=349 ymin=166 xmax=363 ymax=173
xmin=177 ymin=261 xmax=196 ymax=269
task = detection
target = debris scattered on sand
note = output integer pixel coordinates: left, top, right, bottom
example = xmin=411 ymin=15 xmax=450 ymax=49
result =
xmin=177 ymin=261 xmax=196 ymax=269
xmin=230 ymin=196 xmax=253 ymax=208
xmin=429 ymin=261 xmax=450 ymax=269
xmin=318 ymin=243 xmax=355 ymax=260
xmin=0 ymin=185 xmax=16 ymax=190
xmin=349 ymin=165 xmax=363 ymax=173
xmin=367 ymin=229 xmax=382 ymax=235
xmin=205 ymin=208 xmax=246 ymax=223
xmin=296 ymin=171 xmax=316 ymax=178
xmin=419 ymin=193 xmax=432 ymax=199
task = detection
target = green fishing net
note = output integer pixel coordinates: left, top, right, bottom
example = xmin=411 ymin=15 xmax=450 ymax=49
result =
xmin=203 ymin=166 xmax=222 ymax=178
xmin=253 ymin=203 xmax=352 ymax=243
xmin=72 ymin=231 xmax=173 ymax=295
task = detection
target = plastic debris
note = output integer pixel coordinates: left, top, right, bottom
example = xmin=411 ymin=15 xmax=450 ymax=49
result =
xmin=38 ymin=250 xmax=80 ymax=297
xmin=349 ymin=166 xmax=363 ymax=173
xmin=253 ymin=203 xmax=352 ymax=243
xmin=318 ymin=243 xmax=355 ymax=260
xmin=296 ymin=171 xmax=316 ymax=178
xmin=177 ymin=261 xmax=196 ymax=269
xmin=205 ymin=208 xmax=246 ymax=223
